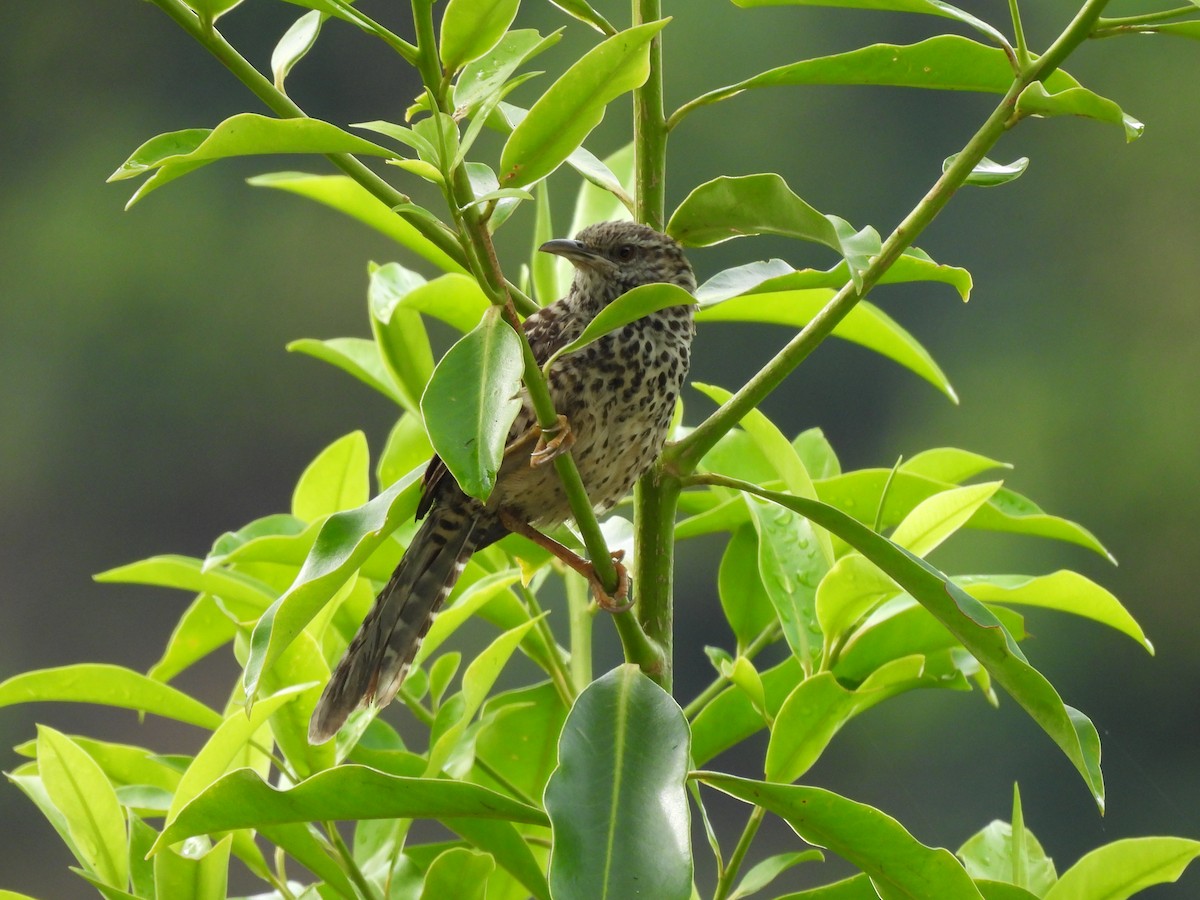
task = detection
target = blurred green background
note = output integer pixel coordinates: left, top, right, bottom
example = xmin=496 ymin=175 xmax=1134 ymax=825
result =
xmin=3 ymin=0 xmax=1199 ymax=896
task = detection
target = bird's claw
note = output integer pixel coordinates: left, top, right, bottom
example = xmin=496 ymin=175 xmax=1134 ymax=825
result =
xmin=530 ymin=414 xmax=575 ymax=467
xmin=588 ymin=549 xmax=631 ymax=613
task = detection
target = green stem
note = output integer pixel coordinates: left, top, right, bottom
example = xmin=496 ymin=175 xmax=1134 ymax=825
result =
xmin=713 ymin=805 xmax=766 ymax=900
xmin=327 ymin=823 xmax=381 ymax=900
xmin=669 ymin=0 xmax=1110 ymax=475
xmin=519 ymin=580 xmax=578 ymax=704
xmin=633 ymin=0 xmax=667 ymax=230
xmin=565 ymin=572 xmax=594 ymax=692
xmin=1008 ymin=0 xmax=1031 ymax=65
xmin=630 ymin=464 xmax=677 ymax=688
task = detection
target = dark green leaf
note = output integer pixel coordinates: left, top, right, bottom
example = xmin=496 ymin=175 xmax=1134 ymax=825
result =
xmin=499 ymin=20 xmax=668 ymax=186
xmin=667 ymin=173 xmax=839 ymax=249
xmin=702 ymin=774 xmax=983 ymax=897
xmin=421 ymin=306 xmax=525 ymax=502
xmin=545 ymin=666 xmax=692 ymax=900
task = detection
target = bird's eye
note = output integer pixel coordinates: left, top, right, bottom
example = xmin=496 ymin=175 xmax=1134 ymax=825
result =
xmin=615 ymin=244 xmax=636 ymax=261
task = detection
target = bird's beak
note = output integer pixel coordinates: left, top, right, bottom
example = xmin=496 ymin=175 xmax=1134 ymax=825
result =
xmin=538 ymin=239 xmax=613 ymax=271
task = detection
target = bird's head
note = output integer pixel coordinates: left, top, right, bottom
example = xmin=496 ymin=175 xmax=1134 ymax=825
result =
xmin=539 ymin=220 xmax=696 ymax=305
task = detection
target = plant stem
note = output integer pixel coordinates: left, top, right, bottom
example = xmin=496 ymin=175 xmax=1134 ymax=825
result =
xmin=714 ymin=805 xmax=766 ymax=900
xmin=519 ymin=580 xmax=578 ymax=704
xmin=1008 ymin=0 xmax=1031 ymax=65
xmin=633 ymin=0 xmax=668 ymax=230
xmin=565 ymin=571 xmax=594 ymax=692
xmin=327 ymin=823 xmax=381 ymax=900
xmin=669 ymin=1 xmax=1109 ymax=476
xmin=1094 ymin=5 xmax=1195 ymax=29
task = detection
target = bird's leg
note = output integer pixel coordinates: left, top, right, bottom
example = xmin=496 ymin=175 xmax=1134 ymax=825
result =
xmin=529 ymin=414 xmax=576 ymax=467
xmin=497 ymin=509 xmax=631 ymax=612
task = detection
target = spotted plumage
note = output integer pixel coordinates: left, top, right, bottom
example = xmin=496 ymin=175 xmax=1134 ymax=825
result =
xmin=309 ymin=221 xmax=696 ymax=744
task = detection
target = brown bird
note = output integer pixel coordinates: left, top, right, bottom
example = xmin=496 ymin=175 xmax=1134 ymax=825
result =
xmin=309 ymin=221 xmax=696 ymax=744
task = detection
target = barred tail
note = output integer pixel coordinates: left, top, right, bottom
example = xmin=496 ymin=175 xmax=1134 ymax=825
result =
xmin=308 ymin=504 xmax=483 ymax=744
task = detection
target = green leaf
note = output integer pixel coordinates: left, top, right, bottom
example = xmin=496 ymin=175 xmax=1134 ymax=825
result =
xmin=765 ymin=657 xmax=939 ymax=783
xmin=700 ymin=774 xmax=984 ymax=898
xmin=272 ymin=10 xmax=324 ymax=91
xmin=499 ymin=20 xmax=668 ymax=186
xmin=542 ymin=283 xmax=696 ymax=371
xmin=441 ymin=0 xmax=521 ymax=71
xmin=155 ymin=766 xmax=546 ymax=848
xmin=771 ymin=873 xmax=879 ymax=898
xmin=421 ymin=847 xmax=495 ymax=900
xmin=288 ymin=336 xmax=405 ymax=405
xmin=745 ymin=494 xmax=827 ymax=673
xmin=248 ymin=172 xmax=464 ymax=272
xmin=728 ymin=850 xmax=825 ymax=900
xmin=1016 ymin=82 xmax=1144 ymax=142
xmin=691 ymin=657 xmax=802 ymax=766
xmin=421 ymin=305 xmax=525 ymax=502
xmin=243 ymin=466 xmax=425 ymax=700
xmin=111 ymin=114 xmax=394 ymax=206
xmin=128 ymin=814 xmax=158 ymax=898
xmin=368 ymin=262 xmax=437 ymax=414
xmin=187 ymin=0 xmax=243 ymax=22
xmin=165 ymin=686 xmax=311 ymax=838
xmin=946 ymin=153 xmax=1030 ymax=187
xmin=900 ymin=448 xmax=1010 ymax=483
xmin=890 ymin=481 xmax=1003 ymax=557
xmin=377 ymin=272 xmax=492 ymax=333
xmin=477 ymin=682 xmax=568 ymax=799
xmin=957 ymin=571 xmax=1152 ymax=653
xmin=153 ymin=834 xmax=232 ymax=900
xmin=697 ymin=290 xmax=957 ymax=401
xmin=1043 ymin=837 xmax=1200 ymax=899
xmin=564 ymin=144 xmax=636 ymax=268
xmin=703 ymin=476 xmax=1106 ymax=809
xmin=532 ymin=182 xmax=561 ymax=306
xmin=668 ymin=174 xmax=852 ymax=260
xmin=0 ymin=664 xmax=222 ymax=729
xmin=37 ymin=726 xmax=128 ymax=889
xmin=292 ymin=431 xmax=371 ymax=521
xmin=379 ymin=414 xmax=435 ymax=490
xmin=95 ymin=554 xmax=275 ymax=613
xmin=815 ymin=470 xmax=1113 ymax=560
xmin=545 ymin=665 xmax=692 ymax=900
xmin=413 ymin=571 xmax=523 ymax=668
xmin=454 ymin=29 xmax=565 ymax=111
xmin=733 ymin=0 xmax=1012 ymax=47
xmin=816 ymin=553 xmax=902 ymax=650
xmin=718 ymin=525 xmax=777 ymax=649
xmin=957 ymin=821 xmax=1056 ymax=894
xmin=147 ymin=593 xmax=239 ymax=683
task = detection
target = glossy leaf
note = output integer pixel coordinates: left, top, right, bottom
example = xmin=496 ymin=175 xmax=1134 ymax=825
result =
xmin=1016 ymin=82 xmax=1144 ymax=142
xmin=0 ymin=664 xmax=222 ymax=729
xmin=957 ymin=571 xmax=1152 ymax=652
xmin=700 ymin=774 xmax=984 ymax=898
xmin=243 ymin=465 xmax=424 ymax=700
xmin=890 ymin=481 xmax=1002 ymax=557
xmin=153 ymin=834 xmax=231 ymax=899
xmin=543 ymin=283 xmax=696 ymax=370
xmin=288 ymin=336 xmax=404 ymax=405
xmin=545 ymin=665 xmax=692 ymax=900
xmin=248 ymin=172 xmax=464 ymax=272
xmin=691 ymin=657 xmax=802 ymax=765
xmin=816 ymin=552 xmax=902 ymax=649
xmin=272 ymin=10 xmax=324 ymax=91
xmin=379 ymin=272 xmax=491 ymax=333
xmin=110 ymin=114 xmax=393 ymax=206
xmin=421 ymin=847 xmax=495 ymax=900
xmin=37 ymin=726 xmax=128 ymax=889
xmin=292 ymin=431 xmax=371 ymax=521
xmin=697 ymin=291 xmax=957 ymax=401
xmin=703 ymin=476 xmax=1106 ymax=808
xmin=156 ymin=766 xmax=546 ymax=848
xmin=1044 ymin=837 xmax=1200 ymax=899
xmin=718 ymin=525 xmax=777 ymax=648
xmin=958 ymin=822 xmax=1056 ymax=894
xmin=945 ymin=153 xmax=1030 ymax=187
xmin=900 ymin=448 xmax=1009 ymax=483
xmin=454 ymin=29 xmax=564 ymax=111
xmin=499 ymin=20 xmax=668 ymax=186
xmin=422 ymin=306 xmax=524 ymax=502
xmin=440 ymin=0 xmax=521 ymax=71
xmin=745 ymin=494 xmax=827 ymax=673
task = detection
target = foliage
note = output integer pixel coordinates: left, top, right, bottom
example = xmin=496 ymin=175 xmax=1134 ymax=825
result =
xmin=4 ymin=0 xmax=1200 ymax=897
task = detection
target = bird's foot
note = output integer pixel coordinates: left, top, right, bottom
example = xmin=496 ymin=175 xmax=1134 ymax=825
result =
xmin=586 ymin=549 xmax=631 ymax=613
xmin=530 ymin=414 xmax=575 ymax=467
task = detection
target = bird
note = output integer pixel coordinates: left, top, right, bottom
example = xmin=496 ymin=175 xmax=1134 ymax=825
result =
xmin=308 ymin=220 xmax=696 ymax=744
